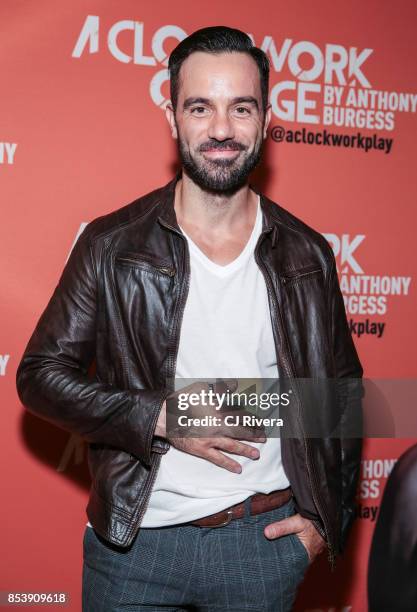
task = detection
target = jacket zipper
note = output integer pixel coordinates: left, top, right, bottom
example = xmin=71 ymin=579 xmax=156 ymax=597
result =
xmin=109 ymin=250 xmax=133 ymax=388
xmin=131 ymin=220 xmax=190 ymax=532
xmin=254 ymin=231 xmax=336 ymax=569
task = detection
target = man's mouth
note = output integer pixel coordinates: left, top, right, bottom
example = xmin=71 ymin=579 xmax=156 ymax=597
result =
xmin=199 ymin=141 xmax=246 ymax=159
xmin=202 ymin=149 xmax=241 ymax=159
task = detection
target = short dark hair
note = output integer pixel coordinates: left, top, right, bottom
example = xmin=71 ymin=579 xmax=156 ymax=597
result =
xmin=168 ymin=26 xmax=270 ymax=113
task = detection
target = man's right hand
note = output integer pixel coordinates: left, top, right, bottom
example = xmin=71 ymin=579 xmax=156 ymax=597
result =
xmin=155 ymin=379 xmax=266 ymax=473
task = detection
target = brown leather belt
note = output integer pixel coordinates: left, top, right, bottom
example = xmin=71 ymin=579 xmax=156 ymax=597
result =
xmin=188 ymin=487 xmax=292 ymax=528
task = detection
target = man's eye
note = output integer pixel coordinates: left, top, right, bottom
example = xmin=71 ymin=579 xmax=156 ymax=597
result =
xmin=191 ymin=107 xmax=208 ymax=114
xmin=235 ymin=107 xmax=250 ymax=114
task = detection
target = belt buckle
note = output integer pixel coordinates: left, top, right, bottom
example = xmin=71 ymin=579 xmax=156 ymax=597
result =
xmin=211 ymin=509 xmax=233 ymax=528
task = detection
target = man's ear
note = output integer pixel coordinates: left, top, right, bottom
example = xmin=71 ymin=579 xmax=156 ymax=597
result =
xmin=165 ymin=102 xmax=178 ymax=139
xmin=263 ymin=103 xmax=272 ymax=140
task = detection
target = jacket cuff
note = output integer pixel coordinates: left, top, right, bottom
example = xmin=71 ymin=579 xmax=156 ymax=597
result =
xmin=127 ymin=388 xmax=171 ymax=467
xmin=144 ymin=388 xmax=171 ymax=465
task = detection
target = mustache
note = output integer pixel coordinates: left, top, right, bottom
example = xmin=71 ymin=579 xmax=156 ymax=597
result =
xmin=199 ymin=140 xmax=247 ymax=152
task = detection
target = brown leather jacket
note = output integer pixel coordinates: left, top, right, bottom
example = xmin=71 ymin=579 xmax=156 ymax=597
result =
xmin=16 ymin=174 xmax=363 ymax=568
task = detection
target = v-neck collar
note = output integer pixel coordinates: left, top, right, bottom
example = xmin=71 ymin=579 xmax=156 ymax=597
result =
xmin=178 ymin=195 xmax=261 ymax=277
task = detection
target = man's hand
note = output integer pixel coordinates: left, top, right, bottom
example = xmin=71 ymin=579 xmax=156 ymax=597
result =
xmin=264 ymin=513 xmax=327 ymax=563
xmin=155 ymin=379 xmax=266 ymax=473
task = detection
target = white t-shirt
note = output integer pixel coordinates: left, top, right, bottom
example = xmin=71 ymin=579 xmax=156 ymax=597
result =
xmin=87 ymin=195 xmax=290 ymax=529
xmin=139 ymin=195 xmax=289 ymax=526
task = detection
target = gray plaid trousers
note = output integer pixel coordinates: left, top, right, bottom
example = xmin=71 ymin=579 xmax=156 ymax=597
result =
xmin=82 ymin=496 xmax=309 ymax=611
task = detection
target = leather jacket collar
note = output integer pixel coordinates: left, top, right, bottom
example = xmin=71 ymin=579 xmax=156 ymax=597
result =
xmin=157 ymin=172 xmax=278 ymax=248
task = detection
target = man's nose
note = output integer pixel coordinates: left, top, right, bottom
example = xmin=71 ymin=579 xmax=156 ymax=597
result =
xmin=207 ymin=111 xmax=235 ymax=141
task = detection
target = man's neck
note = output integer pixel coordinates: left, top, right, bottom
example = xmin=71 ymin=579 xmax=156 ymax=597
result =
xmin=174 ymin=171 xmax=258 ymax=240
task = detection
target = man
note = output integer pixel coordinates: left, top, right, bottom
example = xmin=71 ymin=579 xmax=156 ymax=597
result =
xmin=16 ymin=26 xmax=363 ymax=611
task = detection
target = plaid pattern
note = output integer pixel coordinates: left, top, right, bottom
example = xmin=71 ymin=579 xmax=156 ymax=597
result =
xmin=82 ymin=497 xmax=309 ymax=611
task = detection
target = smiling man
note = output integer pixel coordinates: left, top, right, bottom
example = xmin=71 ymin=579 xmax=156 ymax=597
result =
xmin=16 ymin=26 xmax=363 ymax=612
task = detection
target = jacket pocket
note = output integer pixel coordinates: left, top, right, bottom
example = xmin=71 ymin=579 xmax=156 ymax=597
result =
xmin=280 ymin=265 xmax=323 ymax=286
xmin=115 ymin=252 xmax=176 ymax=277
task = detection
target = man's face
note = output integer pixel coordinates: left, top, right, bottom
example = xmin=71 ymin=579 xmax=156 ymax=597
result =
xmin=166 ymin=51 xmax=271 ymax=192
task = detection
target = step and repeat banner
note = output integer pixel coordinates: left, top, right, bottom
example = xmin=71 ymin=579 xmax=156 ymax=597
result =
xmin=1 ymin=1 xmax=416 ymax=610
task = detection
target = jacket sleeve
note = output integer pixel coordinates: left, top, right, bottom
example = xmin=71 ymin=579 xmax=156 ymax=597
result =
xmin=327 ymin=250 xmax=364 ymax=553
xmin=15 ymin=223 xmax=169 ymax=467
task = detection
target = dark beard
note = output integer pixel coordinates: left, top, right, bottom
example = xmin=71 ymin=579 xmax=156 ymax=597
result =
xmin=177 ymin=136 xmax=264 ymax=195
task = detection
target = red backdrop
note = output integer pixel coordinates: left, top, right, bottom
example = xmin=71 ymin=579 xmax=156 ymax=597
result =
xmin=1 ymin=1 xmax=416 ymax=610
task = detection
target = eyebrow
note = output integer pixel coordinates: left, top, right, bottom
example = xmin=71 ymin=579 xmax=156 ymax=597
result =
xmin=182 ymin=96 xmax=259 ymax=110
xmin=183 ymin=97 xmax=210 ymax=109
xmin=232 ymin=96 xmax=259 ymax=110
